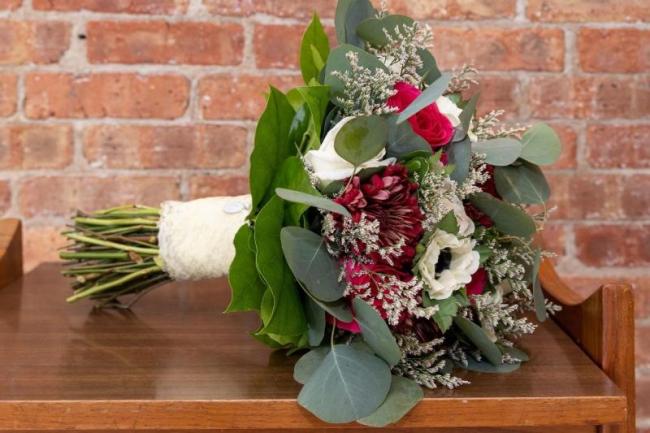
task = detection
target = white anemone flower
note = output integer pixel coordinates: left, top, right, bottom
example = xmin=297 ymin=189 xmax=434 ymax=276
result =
xmin=418 ymin=230 xmax=480 ymax=300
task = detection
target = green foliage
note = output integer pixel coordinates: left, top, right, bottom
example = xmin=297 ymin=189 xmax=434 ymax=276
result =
xmin=396 ymin=73 xmax=452 ymax=124
xmin=494 ymin=162 xmax=550 ymax=205
xmin=334 ymin=115 xmax=388 ymax=166
xmin=463 ymin=358 xmax=521 ymax=373
xmin=324 ymin=44 xmax=388 ymax=103
xmin=300 ymin=14 xmax=330 ymax=84
xmin=275 ymin=188 xmax=350 ymax=217
xmin=249 ymin=88 xmax=296 ymax=214
xmin=417 ymin=48 xmax=442 ymax=85
xmin=459 ymin=92 xmax=479 ymax=134
xmin=358 ymin=376 xmax=423 ymax=427
xmin=386 ymin=114 xmax=432 ymax=158
xmin=471 ymin=138 xmax=523 ymax=166
xmin=520 ymin=123 xmax=562 ymax=166
xmin=530 ymin=248 xmax=547 ymax=322
xmin=226 ymin=224 xmax=266 ymax=313
xmin=297 ymin=344 xmax=391 ymax=423
xmin=353 ymin=298 xmax=402 ymax=366
xmin=294 ymin=346 xmax=330 ymax=384
xmin=447 ymin=137 xmax=471 ymax=183
xmin=425 ymin=290 xmax=469 ymax=333
xmin=280 ymin=227 xmax=346 ymax=302
xmin=453 ymin=316 xmax=502 ymax=366
xmin=356 ymin=14 xmax=414 ymax=47
xmin=436 ymin=211 xmax=459 ymax=235
xmin=469 ymin=192 xmax=536 ymax=239
xmin=335 ymin=0 xmax=376 ymax=47
xmin=305 ymin=296 xmax=326 ymax=346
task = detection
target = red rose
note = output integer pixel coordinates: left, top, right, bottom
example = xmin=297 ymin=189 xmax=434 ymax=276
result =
xmin=466 ymin=268 xmax=487 ymax=296
xmin=387 ymin=82 xmax=454 ymax=149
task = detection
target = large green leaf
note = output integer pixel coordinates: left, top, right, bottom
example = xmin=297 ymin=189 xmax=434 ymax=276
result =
xmin=447 ymin=137 xmax=471 ymax=184
xmin=494 ymin=162 xmax=550 ymax=205
xmin=254 ymin=197 xmax=307 ymax=337
xmin=294 ymin=346 xmax=330 ymax=384
xmin=271 ymin=157 xmax=320 ymax=226
xmin=276 ymin=188 xmax=351 ymax=217
xmin=459 ymin=92 xmax=479 ymax=135
xmin=500 ymin=345 xmax=530 ymax=362
xmin=287 ymin=85 xmax=331 ymax=141
xmin=334 ymin=115 xmax=388 ymax=166
xmin=353 ymin=298 xmax=402 ymax=367
xmin=356 ymin=15 xmax=414 ymax=47
xmin=358 ymin=376 xmax=423 ymax=427
xmin=249 ymin=88 xmax=296 ymax=214
xmin=396 ymin=73 xmax=452 ymax=124
xmin=324 ymin=44 xmax=388 ymax=104
xmin=298 ymin=344 xmax=392 ymax=423
xmin=453 ymin=316 xmax=502 ymax=366
xmin=305 ymin=296 xmax=326 ymax=346
xmin=427 ymin=291 xmax=468 ymax=333
xmin=520 ymin=123 xmax=562 ymax=166
xmin=226 ymin=224 xmax=266 ymax=313
xmin=417 ymin=48 xmax=442 ymax=85
xmin=386 ymin=114 xmax=432 ymax=158
xmin=280 ymin=227 xmax=345 ymax=302
xmin=300 ymin=14 xmax=330 ymax=84
xmin=472 ymin=138 xmax=523 ymax=166
xmin=335 ymin=0 xmax=375 ymax=47
xmin=469 ymin=192 xmax=536 ymax=239
xmin=302 ymin=286 xmax=354 ymax=322
xmin=463 ymin=358 xmax=521 ymax=373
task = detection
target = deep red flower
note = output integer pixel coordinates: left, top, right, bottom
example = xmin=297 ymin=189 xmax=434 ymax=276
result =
xmin=387 ymin=82 xmax=454 ymax=149
xmin=335 ymin=164 xmax=424 ymax=267
xmin=466 ymin=268 xmax=488 ymax=296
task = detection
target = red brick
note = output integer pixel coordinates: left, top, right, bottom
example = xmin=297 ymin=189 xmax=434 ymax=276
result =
xmin=387 ymin=0 xmax=516 ymax=20
xmin=23 ymin=224 xmax=67 ymax=272
xmin=586 ymin=124 xmax=650 ymax=168
xmin=199 ymin=74 xmax=302 ymax=120
xmin=254 ymin=24 xmax=308 ymax=69
xmin=538 ymin=223 xmax=567 ymax=263
xmin=33 ymin=0 xmax=188 ymax=14
xmin=528 ymin=76 xmax=649 ymax=119
xmin=0 ymin=124 xmax=73 ymax=169
xmin=0 ymin=74 xmax=17 ymax=117
xmin=83 ymin=124 xmax=248 ymax=169
xmin=189 ymin=175 xmax=249 ymax=198
xmin=87 ymin=21 xmax=244 ymax=66
xmin=0 ymin=180 xmax=10 ymax=215
xmin=19 ymin=176 xmax=181 ymax=218
xmin=527 ymin=0 xmax=650 ymax=22
xmin=574 ymin=224 xmax=650 ymax=267
xmin=0 ymin=0 xmax=20 ymax=10
xmin=546 ymin=123 xmax=578 ymax=169
xmin=639 ymin=375 xmax=650 ymax=419
xmin=638 ymin=325 xmax=650 ymax=367
xmin=578 ymin=29 xmax=650 ymax=73
xmin=203 ymin=0 xmax=335 ymax=18
xmin=25 ymin=73 xmax=189 ymax=119
xmin=0 ymin=21 xmax=70 ymax=65
xmin=434 ymin=27 xmax=564 ymax=72
xmin=464 ymin=76 xmax=523 ymax=119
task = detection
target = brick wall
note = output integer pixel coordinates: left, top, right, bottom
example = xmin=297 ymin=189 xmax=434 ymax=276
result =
xmin=0 ymin=0 xmax=648 ymax=427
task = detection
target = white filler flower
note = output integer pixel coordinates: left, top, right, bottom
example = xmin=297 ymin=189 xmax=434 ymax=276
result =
xmin=418 ymin=230 xmax=480 ymax=300
xmin=304 ymin=116 xmax=394 ymax=187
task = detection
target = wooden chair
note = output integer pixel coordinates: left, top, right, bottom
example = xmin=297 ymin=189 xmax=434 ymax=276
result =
xmin=0 ymin=219 xmax=635 ymax=433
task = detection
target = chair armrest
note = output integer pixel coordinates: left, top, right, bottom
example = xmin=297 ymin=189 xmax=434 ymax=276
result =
xmin=0 ymin=219 xmax=22 ymax=289
xmin=540 ymin=259 xmax=635 ymax=433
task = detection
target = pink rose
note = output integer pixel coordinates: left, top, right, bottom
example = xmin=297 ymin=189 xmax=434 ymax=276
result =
xmin=388 ymin=82 xmax=454 ymax=149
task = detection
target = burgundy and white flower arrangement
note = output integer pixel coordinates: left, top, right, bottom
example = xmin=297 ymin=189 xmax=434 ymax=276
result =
xmin=60 ymin=0 xmax=563 ymax=426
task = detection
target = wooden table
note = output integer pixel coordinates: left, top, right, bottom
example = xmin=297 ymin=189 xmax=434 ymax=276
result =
xmin=0 ymin=263 xmax=630 ymax=433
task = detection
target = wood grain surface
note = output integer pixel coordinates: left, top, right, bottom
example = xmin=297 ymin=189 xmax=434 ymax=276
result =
xmin=0 ymin=264 xmax=626 ymax=431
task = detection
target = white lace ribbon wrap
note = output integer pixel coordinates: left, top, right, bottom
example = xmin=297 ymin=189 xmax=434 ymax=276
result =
xmin=158 ymin=195 xmax=251 ymax=281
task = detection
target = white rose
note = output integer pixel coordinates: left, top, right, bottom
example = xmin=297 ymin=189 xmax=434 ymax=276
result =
xmin=436 ymin=95 xmax=463 ymax=127
xmin=417 ymin=230 xmax=480 ymax=301
xmin=304 ymin=117 xmax=395 ymax=187
xmin=442 ymin=196 xmax=475 ymax=237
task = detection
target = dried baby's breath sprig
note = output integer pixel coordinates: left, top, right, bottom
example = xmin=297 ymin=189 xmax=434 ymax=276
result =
xmin=447 ymin=65 xmax=479 ymax=94
xmin=474 ymin=109 xmax=529 ymax=140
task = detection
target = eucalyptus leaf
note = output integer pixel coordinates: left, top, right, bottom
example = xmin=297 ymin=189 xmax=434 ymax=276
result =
xmin=396 ymin=73 xmax=452 ymax=124
xmin=417 ymin=48 xmax=442 ymax=85
xmin=436 ymin=211 xmax=459 ymax=235
xmin=463 ymin=358 xmax=521 ymax=373
xmin=500 ymin=345 xmax=530 ymax=362
xmin=334 ymin=115 xmax=388 ymax=166
xmin=294 ymin=346 xmax=330 ymax=384
xmin=335 ymin=0 xmax=375 ymax=47
xmin=300 ymin=14 xmax=330 ymax=84
xmin=302 ymin=287 xmax=354 ymax=323
xmin=453 ymin=316 xmax=503 ymax=366
xmin=276 ymin=188 xmax=351 ymax=217
xmin=520 ymin=123 xmax=562 ymax=166
xmin=386 ymin=114 xmax=432 ymax=158
xmin=447 ymin=137 xmax=471 ymax=183
xmin=459 ymin=92 xmax=480 ymax=134
xmin=281 ymin=227 xmax=345 ymax=302
xmin=468 ymin=192 xmax=536 ymax=239
xmin=226 ymin=224 xmax=266 ymax=313
xmin=249 ymin=88 xmax=296 ymax=213
xmin=356 ymin=15 xmax=414 ymax=47
xmin=531 ymin=248 xmax=547 ymax=322
xmin=353 ymin=297 xmax=402 ymax=366
xmin=305 ymin=296 xmax=326 ymax=346
xmin=358 ymin=376 xmax=423 ymax=427
xmin=298 ymin=344 xmax=391 ymax=423
xmin=472 ymin=138 xmax=523 ymax=166
xmin=494 ymin=162 xmax=550 ymax=205
xmin=324 ymin=44 xmax=388 ymax=104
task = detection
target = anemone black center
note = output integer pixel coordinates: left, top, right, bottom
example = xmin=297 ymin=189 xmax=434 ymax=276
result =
xmin=435 ymin=248 xmax=453 ymax=274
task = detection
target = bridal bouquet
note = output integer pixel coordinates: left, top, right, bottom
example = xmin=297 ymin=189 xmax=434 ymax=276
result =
xmin=61 ymin=0 xmax=562 ymax=426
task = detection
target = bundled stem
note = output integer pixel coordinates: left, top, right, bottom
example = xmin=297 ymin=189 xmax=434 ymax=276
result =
xmin=60 ymin=205 xmax=171 ymax=307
